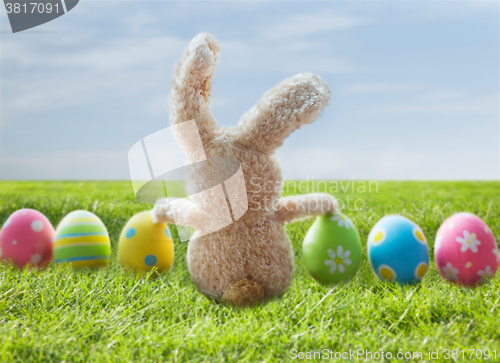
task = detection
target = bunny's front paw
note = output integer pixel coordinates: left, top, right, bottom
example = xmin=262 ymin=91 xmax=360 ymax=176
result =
xmin=151 ymin=198 xmax=175 ymax=224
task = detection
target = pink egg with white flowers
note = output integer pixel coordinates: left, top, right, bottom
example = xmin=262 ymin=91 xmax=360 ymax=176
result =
xmin=434 ymin=213 xmax=498 ymax=287
xmin=0 ymin=209 xmax=55 ymax=268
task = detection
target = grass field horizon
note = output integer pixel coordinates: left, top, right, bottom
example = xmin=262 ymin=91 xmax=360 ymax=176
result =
xmin=0 ymin=180 xmax=499 ymax=362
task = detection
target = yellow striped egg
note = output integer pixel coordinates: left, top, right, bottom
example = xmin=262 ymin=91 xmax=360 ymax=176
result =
xmin=118 ymin=211 xmax=174 ymax=276
xmin=54 ymin=210 xmax=111 ymax=268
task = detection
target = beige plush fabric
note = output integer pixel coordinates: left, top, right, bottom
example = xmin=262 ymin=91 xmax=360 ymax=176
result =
xmin=152 ymin=33 xmax=337 ymax=306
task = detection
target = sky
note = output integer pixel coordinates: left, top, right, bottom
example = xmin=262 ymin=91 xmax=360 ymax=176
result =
xmin=0 ymin=0 xmax=499 ymax=180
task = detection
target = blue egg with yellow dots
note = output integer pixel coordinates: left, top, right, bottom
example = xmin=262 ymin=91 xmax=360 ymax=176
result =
xmin=368 ymin=215 xmax=429 ymax=284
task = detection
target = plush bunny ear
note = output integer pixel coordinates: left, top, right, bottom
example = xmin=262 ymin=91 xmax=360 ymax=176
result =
xmin=235 ymin=73 xmax=330 ymax=154
xmin=170 ymin=33 xmax=219 ymax=148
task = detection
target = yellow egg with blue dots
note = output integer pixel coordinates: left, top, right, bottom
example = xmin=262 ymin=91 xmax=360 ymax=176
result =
xmin=118 ymin=211 xmax=174 ymax=276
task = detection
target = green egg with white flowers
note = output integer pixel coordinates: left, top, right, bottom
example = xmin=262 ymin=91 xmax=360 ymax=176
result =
xmin=302 ymin=212 xmax=362 ymax=285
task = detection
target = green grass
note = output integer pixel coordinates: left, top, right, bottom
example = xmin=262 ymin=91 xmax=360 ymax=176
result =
xmin=0 ymin=180 xmax=499 ymax=362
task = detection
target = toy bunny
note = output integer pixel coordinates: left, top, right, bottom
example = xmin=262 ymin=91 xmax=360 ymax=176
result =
xmin=152 ymin=33 xmax=337 ymax=307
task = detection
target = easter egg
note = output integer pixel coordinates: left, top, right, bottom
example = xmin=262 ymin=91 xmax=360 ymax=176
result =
xmin=302 ymin=213 xmax=362 ymax=285
xmin=53 ymin=210 xmax=111 ymax=268
xmin=0 ymin=209 xmax=54 ymax=268
xmin=368 ymin=215 xmax=429 ymax=284
xmin=118 ymin=211 xmax=174 ymax=275
xmin=434 ymin=213 xmax=498 ymax=287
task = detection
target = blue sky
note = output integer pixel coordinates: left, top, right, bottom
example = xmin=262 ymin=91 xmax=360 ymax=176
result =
xmin=0 ymin=0 xmax=498 ymax=180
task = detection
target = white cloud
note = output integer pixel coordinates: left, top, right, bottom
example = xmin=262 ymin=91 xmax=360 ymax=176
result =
xmin=1 ymin=5 xmax=360 ymax=126
xmin=1 ymin=35 xmax=185 ymax=72
xmin=340 ymin=83 xmax=425 ymax=94
xmin=420 ymin=0 xmax=499 ymax=20
xmin=217 ymin=9 xmax=364 ymax=75
xmin=468 ymin=0 xmax=500 ymax=12
xmin=211 ymin=95 xmax=244 ymax=110
xmin=2 ymin=66 xmax=160 ymax=119
xmin=278 ymin=144 xmax=499 ymax=180
xmin=0 ymin=33 xmax=187 ymax=119
xmin=259 ymin=11 xmax=364 ymax=41
xmin=219 ymin=40 xmax=358 ymax=74
xmin=366 ymin=93 xmax=499 ymax=116
xmin=420 ymin=91 xmax=465 ymax=102
xmin=144 ymin=93 xmax=169 ymax=118
xmin=121 ymin=10 xmax=159 ymax=33
xmin=0 ymin=149 xmax=129 ymax=180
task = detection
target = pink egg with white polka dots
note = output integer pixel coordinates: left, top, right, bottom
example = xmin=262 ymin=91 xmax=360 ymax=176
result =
xmin=434 ymin=212 xmax=499 ymax=287
xmin=0 ymin=209 xmax=55 ymax=268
